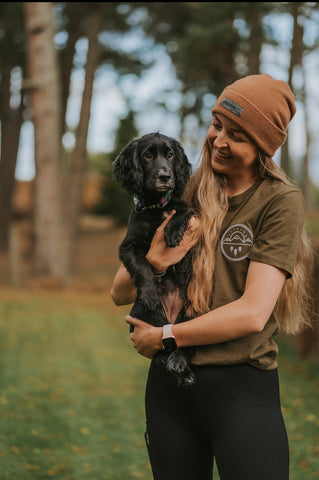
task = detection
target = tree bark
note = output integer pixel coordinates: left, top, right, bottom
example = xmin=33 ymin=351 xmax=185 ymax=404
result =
xmin=61 ymin=7 xmax=103 ymax=275
xmin=246 ymin=7 xmax=263 ymax=75
xmin=301 ymin=62 xmax=311 ymax=209
xmin=0 ymin=64 xmax=24 ymax=251
xmin=281 ymin=2 xmax=303 ymax=178
xmin=24 ymin=2 xmax=65 ymax=279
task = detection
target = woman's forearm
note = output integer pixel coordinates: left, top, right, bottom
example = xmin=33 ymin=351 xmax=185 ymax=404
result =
xmin=172 ymin=298 xmax=260 ymax=347
xmin=126 ymin=261 xmax=286 ymax=358
xmin=110 ymin=263 xmax=137 ymax=305
xmin=126 ymin=297 xmax=263 ymax=359
xmin=173 ymin=262 xmax=286 ymax=347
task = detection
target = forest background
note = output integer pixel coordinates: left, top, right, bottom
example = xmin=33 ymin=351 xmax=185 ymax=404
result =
xmin=0 ymin=2 xmax=319 ymax=479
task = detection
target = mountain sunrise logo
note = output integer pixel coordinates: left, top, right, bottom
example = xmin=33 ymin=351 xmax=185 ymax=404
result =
xmin=221 ymin=224 xmax=253 ymax=261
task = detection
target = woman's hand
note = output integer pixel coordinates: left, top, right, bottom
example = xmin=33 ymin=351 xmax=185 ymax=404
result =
xmin=126 ymin=315 xmax=163 ymax=359
xmin=146 ymin=211 xmax=200 ymax=273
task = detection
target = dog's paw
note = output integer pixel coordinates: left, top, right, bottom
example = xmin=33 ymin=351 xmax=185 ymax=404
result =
xmin=164 ymin=227 xmax=185 ymax=247
xmin=177 ymin=371 xmax=196 ymax=389
xmin=139 ymin=292 xmax=160 ymax=310
xmin=166 ymin=351 xmax=188 ymax=374
xmin=154 ymin=350 xmax=169 ymax=368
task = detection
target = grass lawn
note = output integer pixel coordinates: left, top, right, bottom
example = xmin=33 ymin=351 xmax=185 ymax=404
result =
xmin=0 ymin=288 xmax=318 ymax=479
xmin=0 ymin=217 xmax=319 ymax=479
xmin=0 ymin=290 xmax=151 ymax=480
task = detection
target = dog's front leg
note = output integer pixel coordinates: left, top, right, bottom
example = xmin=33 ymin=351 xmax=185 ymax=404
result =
xmin=135 ymin=263 xmax=161 ymax=310
xmin=119 ymin=246 xmax=160 ymax=310
xmin=164 ymin=210 xmax=193 ymax=247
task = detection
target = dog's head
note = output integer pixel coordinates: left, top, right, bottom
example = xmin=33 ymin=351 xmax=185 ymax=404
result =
xmin=112 ymin=132 xmax=192 ymax=199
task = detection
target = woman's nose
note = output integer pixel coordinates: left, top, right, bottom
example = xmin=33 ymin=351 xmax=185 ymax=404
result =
xmin=214 ymin=130 xmax=228 ymax=148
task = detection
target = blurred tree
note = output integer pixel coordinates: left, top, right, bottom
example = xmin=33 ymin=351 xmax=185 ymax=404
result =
xmin=279 ymin=2 xmax=306 ymax=182
xmin=61 ymin=3 xmax=104 ymax=276
xmin=95 ymin=110 xmax=138 ymax=224
xmin=292 ymin=2 xmax=319 ymax=208
xmin=1 ymin=1 xmax=318 ymax=283
xmin=126 ymin=2 xmax=318 ymax=199
xmin=24 ymin=2 xmax=106 ymax=280
xmin=56 ymin=2 xmax=93 ymax=133
xmin=24 ymin=2 xmax=65 ymax=278
xmin=22 ymin=2 xmax=155 ymax=281
xmin=0 ymin=3 xmax=26 ymax=251
xmin=130 ymin=3 xmax=278 ymax=134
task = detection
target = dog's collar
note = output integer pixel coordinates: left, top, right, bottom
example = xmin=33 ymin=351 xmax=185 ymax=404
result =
xmin=134 ymin=190 xmax=173 ymax=212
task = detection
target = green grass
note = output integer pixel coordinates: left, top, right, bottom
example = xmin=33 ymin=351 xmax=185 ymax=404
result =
xmin=0 ymin=290 xmax=151 ymax=480
xmin=0 ymin=290 xmax=318 ymax=479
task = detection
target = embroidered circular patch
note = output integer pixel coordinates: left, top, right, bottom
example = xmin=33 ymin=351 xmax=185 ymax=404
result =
xmin=221 ymin=224 xmax=253 ymax=261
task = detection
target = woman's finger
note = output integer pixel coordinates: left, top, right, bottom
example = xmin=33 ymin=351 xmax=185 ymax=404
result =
xmin=125 ymin=314 xmax=138 ymax=326
xmin=125 ymin=315 xmax=148 ymax=328
xmin=156 ymin=209 xmax=176 ymax=232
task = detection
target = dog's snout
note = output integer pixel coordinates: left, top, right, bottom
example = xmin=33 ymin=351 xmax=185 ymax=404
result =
xmin=157 ymin=166 xmax=172 ymax=180
xmin=158 ymin=171 xmax=171 ymax=181
xmin=154 ymin=164 xmax=175 ymax=192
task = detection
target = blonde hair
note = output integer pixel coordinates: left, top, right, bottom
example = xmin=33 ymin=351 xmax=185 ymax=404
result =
xmin=184 ymin=138 xmax=314 ymax=335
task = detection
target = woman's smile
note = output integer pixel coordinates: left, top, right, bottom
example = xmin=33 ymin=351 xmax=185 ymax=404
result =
xmin=214 ymin=148 xmax=232 ymax=161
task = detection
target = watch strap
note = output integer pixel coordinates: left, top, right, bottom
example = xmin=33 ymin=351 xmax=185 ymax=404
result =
xmin=161 ymin=324 xmax=177 ymax=352
xmin=162 ymin=323 xmax=175 ymax=340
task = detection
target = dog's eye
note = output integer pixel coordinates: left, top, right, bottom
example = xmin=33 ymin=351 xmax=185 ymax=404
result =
xmin=144 ymin=151 xmax=153 ymax=160
xmin=167 ymin=151 xmax=174 ymax=160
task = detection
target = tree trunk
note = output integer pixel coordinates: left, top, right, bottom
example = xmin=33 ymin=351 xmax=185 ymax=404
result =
xmin=281 ymin=2 xmax=303 ymax=178
xmin=24 ymin=2 xmax=65 ymax=280
xmin=246 ymin=7 xmax=263 ymax=75
xmin=61 ymin=8 xmax=103 ymax=275
xmin=0 ymin=64 xmax=24 ymax=251
xmin=60 ymin=23 xmax=81 ymax=133
xmin=301 ymin=62 xmax=311 ymax=209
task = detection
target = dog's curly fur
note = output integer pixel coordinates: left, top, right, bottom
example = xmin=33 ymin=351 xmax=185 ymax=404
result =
xmin=113 ymin=132 xmax=196 ymax=388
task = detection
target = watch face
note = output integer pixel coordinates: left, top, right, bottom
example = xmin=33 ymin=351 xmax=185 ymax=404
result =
xmin=162 ymin=337 xmax=177 ymax=352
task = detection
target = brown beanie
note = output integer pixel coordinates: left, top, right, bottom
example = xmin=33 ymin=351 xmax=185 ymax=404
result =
xmin=211 ymin=74 xmax=296 ymax=157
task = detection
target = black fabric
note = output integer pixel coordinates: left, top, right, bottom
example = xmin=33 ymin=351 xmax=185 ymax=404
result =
xmin=145 ymin=361 xmax=289 ymax=480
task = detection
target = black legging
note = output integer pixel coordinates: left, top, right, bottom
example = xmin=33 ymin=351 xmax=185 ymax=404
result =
xmin=145 ymin=361 xmax=289 ymax=480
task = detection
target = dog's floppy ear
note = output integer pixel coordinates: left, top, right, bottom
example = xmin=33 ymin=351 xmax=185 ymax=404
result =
xmin=171 ymin=139 xmax=192 ymax=197
xmin=112 ymin=138 xmax=144 ymax=194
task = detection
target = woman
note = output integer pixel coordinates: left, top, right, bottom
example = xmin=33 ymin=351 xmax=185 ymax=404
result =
xmin=111 ymin=74 xmax=313 ymax=480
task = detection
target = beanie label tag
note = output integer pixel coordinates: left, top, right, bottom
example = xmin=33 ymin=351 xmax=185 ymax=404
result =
xmin=220 ymin=97 xmax=244 ymax=117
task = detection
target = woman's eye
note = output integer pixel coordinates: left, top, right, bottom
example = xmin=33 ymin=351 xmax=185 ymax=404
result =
xmin=211 ymin=122 xmax=221 ymax=130
xmin=231 ymin=134 xmax=245 ymax=142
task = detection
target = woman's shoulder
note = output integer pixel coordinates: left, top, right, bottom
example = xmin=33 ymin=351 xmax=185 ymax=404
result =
xmin=259 ymin=177 xmax=303 ymax=202
xmin=256 ymin=178 xmax=305 ymax=219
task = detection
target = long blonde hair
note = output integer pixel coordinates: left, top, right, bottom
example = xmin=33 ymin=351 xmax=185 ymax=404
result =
xmin=184 ymin=138 xmax=314 ymax=335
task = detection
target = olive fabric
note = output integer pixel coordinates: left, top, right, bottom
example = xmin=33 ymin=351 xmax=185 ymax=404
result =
xmin=192 ymin=178 xmax=305 ymax=370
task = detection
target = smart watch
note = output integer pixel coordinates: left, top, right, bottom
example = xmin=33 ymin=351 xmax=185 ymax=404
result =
xmin=162 ymin=324 xmax=178 ymax=352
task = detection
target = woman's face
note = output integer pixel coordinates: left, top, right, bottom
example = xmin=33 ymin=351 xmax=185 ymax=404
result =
xmin=207 ymin=113 xmax=259 ymax=181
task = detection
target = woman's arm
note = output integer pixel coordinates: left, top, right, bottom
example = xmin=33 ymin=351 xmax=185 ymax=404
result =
xmin=110 ymin=263 xmax=137 ymax=306
xmin=126 ymin=260 xmax=286 ymax=358
xmin=110 ymin=211 xmax=200 ymax=306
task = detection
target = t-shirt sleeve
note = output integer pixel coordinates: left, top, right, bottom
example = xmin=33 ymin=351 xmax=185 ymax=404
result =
xmin=248 ymin=190 xmax=305 ymax=277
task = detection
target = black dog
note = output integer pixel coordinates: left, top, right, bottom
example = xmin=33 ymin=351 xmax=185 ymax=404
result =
xmin=113 ymin=132 xmax=196 ymax=388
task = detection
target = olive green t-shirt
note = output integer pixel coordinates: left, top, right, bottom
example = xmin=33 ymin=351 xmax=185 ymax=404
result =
xmin=192 ymin=178 xmax=305 ymax=370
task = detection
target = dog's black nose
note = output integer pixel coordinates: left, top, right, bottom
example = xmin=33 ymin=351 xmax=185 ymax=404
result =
xmin=158 ymin=173 xmax=171 ymax=182
xmin=157 ymin=166 xmax=172 ymax=181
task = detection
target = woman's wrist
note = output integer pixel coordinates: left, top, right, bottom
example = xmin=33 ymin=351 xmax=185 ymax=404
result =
xmin=151 ymin=265 xmax=166 ymax=276
xmin=146 ymin=253 xmax=166 ymax=274
xmin=155 ymin=327 xmax=164 ymax=351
